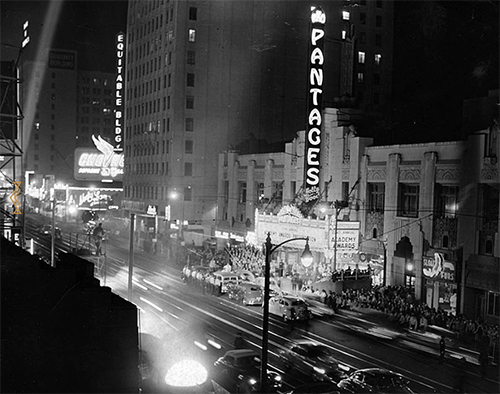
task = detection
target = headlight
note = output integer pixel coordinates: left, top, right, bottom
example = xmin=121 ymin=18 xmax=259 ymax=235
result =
xmin=339 ymin=364 xmax=350 ymax=372
xmin=274 ymin=375 xmax=282 ymax=381
xmin=314 ymin=366 xmax=326 ymax=374
xmin=248 ymin=378 xmax=257 ymax=385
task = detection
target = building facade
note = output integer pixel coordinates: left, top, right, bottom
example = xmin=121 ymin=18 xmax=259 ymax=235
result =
xmin=219 ymin=108 xmax=499 ymax=322
xmin=122 ymin=0 xmax=394 ymax=238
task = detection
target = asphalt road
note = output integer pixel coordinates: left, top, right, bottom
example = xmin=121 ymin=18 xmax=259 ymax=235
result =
xmin=24 ymin=215 xmax=499 ymax=394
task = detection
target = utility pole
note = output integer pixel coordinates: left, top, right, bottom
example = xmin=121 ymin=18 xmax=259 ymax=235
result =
xmin=128 ymin=213 xmax=135 ymax=301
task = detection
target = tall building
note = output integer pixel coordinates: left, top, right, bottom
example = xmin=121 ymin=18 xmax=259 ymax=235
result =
xmin=123 ymin=0 xmax=394 ymax=239
xmin=76 ymin=71 xmax=118 ymax=148
xmin=21 ymin=54 xmax=121 ymax=184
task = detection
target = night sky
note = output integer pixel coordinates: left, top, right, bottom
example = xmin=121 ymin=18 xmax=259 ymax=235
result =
xmin=1 ymin=0 xmax=498 ymax=145
xmin=1 ymin=0 xmax=128 ymax=71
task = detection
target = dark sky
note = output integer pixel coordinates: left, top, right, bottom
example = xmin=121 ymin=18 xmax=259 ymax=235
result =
xmin=1 ymin=0 xmax=128 ymax=71
xmin=389 ymin=0 xmax=499 ymax=144
xmin=2 ymin=0 xmax=498 ymax=144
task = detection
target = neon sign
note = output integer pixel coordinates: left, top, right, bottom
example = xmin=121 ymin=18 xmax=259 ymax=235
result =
xmin=115 ymin=32 xmax=125 ymax=152
xmin=304 ymin=6 xmax=326 ymax=203
xmin=74 ymin=136 xmax=124 ymax=181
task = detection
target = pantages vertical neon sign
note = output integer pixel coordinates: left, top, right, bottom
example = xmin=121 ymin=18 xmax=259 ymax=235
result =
xmin=304 ymin=6 xmax=325 ymax=204
xmin=115 ymin=32 xmax=125 ymax=153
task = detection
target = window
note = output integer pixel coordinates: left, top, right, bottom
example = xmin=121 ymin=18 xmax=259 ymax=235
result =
xmin=186 ymin=95 xmax=194 ymax=109
xmin=184 ymin=186 xmax=192 ymax=201
xmin=374 ymin=74 xmax=380 ymax=85
xmin=342 ymin=30 xmax=347 ymax=40
xmin=359 ymin=32 xmax=366 ymax=44
xmin=187 ymin=50 xmax=196 ymax=65
xmin=185 ymin=140 xmax=193 ymax=154
xmin=487 ymin=292 xmax=500 ymax=317
xmin=188 ymin=29 xmax=196 ymax=42
xmin=239 ymin=182 xmax=247 ymax=203
xmin=360 ymin=13 xmax=366 ymax=25
xmin=375 ymin=54 xmax=382 ymax=65
xmin=368 ymin=183 xmax=385 ymax=212
xmin=435 ymin=184 xmax=458 ymax=218
xmin=358 ymin=51 xmax=365 ymax=64
xmin=34 ymin=155 xmax=39 ymax=161
xmin=187 ymin=73 xmax=195 ymax=87
xmin=375 ymin=34 xmax=382 ymax=46
xmin=342 ymin=11 xmax=350 ymax=20
xmin=376 ymin=0 xmax=383 ymax=8
xmin=398 ymin=184 xmax=419 ymax=218
xmin=273 ymin=182 xmax=283 ymax=203
xmin=357 ymin=72 xmax=364 ymax=83
xmin=186 ymin=118 xmax=194 ymax=131
xmin=184 ymin=162 xmax=193 ymax=176
xmin=189 ymin=7 xmax=197 ymax=20
xmin=258 ymin=183 xmax=265 ymax=201
xmin=376 ymin=15 xmax=382 ymax=27
xmin=34 ymin=133 xmax=39 ymax=140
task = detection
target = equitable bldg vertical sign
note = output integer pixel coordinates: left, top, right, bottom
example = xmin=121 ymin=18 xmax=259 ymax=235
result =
xmin=304 ymin=6 xmax=325 ymax=204
xmin=115 ymin=32 xmax=125 ymax=153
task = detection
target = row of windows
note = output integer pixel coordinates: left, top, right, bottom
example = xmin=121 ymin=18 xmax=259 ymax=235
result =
xmin=80 ymin=87 xmax=113 ymax=96
xmin=129 ymin=160 xmax=194 ymax=177
xmin=358 ymin=52 xmax=382 ymax=65
xmin=129 ymin=2 xmax=174 ymax=44
xmin=33 ymin=123 xmax=56 ymax=132
xmin=124 ymin=184 xmax=193 ymax=202
xmin=128 ymin=117 xmax=195 ymax=136
xmin=79 ymin=77 xmax=110 ymax=86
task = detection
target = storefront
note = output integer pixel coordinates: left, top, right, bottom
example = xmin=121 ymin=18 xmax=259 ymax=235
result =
xmin=423 ymin=252 xmax=458 ymax=314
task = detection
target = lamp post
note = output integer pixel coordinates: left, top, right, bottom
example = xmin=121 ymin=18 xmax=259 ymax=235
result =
xmin=261 ymin=232 xmax=313 ymax=393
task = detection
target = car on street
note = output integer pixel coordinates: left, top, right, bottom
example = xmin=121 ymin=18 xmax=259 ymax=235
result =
xmin=227 ymin=282 xmax=264 ymax=306
xmin=212 ymin=349 xmax=282 ymax=393
xmin=39 ymin=224 xmax=62 ymax=239
xmin=337 ymin=368 xmax=415 ymax=393
xmin=279 ymin=340 xmax=349 ymax=383
xmin=268 ymin=295 xmax=312 ymax=322
xmin=283 ymin=381 xmax=341 ymax=394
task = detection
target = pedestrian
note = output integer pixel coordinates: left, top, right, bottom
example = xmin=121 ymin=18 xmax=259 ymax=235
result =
xmin=92 ymin=223 xmax=104 ymax=255
xmin=289 ymin=307 xmax=297 ymax=330
xmin=234 ymin=332 xmax=246 ymax=349
xmin=478 ymin=334 xmax=489 ymax=377
xmin=439 ymin=335 xmax=446 ymax=363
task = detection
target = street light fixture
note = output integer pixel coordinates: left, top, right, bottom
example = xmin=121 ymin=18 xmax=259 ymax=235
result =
xmin=260 ymin=232 xmax=312 ymax=393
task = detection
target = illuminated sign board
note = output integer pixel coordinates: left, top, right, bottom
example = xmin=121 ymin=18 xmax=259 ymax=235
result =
xmin=49 ymin=50 xmax=76 ymax=70
xmin=74 ymin=135 xmax=124 ymax=181
xmin=423 ymin=253 xmax=456 ymax=283
xmin=303 ymin=6 xmax=325 ymax=205
xmin=115 ymin=32 xmax=125 ymax=152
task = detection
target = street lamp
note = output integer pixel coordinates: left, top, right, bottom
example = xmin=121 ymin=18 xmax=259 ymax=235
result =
xmin=261 ymin=232 xmax=312 ymax=393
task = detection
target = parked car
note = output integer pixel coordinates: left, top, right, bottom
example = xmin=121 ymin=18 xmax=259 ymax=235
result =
xmin=268 ymin=295 xmax=312 ymax=322
xmin=211 ymin=271 xmax=241 ymax=293
xmin=279 ymin=340 xmax=349 ymax=383
xmin=227 ymin=282 xmax=264 ymax=306
xmin=212 ymin=349 xmax=282 ymax=393
xmin=337 ymin=368 xmax=415 ymax=393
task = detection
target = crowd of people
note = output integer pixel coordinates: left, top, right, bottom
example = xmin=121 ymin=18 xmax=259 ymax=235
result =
xmin=313 ymin=285 xmax=498 ymax=369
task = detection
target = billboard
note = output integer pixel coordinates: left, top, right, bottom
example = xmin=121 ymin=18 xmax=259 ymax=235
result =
xmin=74 ymin=135 xmax=124 ymax=181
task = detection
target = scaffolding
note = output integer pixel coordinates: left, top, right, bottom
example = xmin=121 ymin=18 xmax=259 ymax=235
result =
xmin=1 ymin=43 xmax=25 ymax=246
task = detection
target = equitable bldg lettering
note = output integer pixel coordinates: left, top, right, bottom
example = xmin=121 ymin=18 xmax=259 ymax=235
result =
xmin=115 ymin=33 xmax=125 ymax=152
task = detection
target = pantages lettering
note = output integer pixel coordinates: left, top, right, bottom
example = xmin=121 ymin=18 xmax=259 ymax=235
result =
xmin=115 ymin=32 xmax=125 ymax=152
xmin=304 ymin=6 xmax=326 ymax=200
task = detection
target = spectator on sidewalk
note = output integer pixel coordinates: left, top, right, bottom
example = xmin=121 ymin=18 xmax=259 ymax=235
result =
xmin=439 ymin=335 xmax=446 ymax=363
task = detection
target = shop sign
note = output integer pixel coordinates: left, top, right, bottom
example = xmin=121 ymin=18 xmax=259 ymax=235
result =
xmin=147 ymin=205 xmax=158 ymax=216
xmin=423 ymin=253 xmax=456 ymax=282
